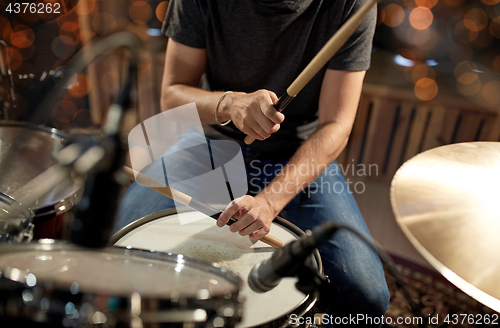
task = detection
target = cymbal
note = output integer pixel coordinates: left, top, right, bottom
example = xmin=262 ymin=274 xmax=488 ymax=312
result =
xmin=391 ymin=142 xmax=500 ymax=313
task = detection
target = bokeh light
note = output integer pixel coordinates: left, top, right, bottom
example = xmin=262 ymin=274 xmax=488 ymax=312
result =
xmin=10 ymin=26 xmax=35 ymax=49
xmin=489 ymin=17 xmax=500 ymax=39
xmin=483 ymin=81 xmax=500 ymax=105
xmin=411 ymin=63 xmax=436 ymax=83
xmin=457 ymin=77 xmax=481 ymax=96
xmin=481 ymin=0 xmax=500 ymax=5
xmin=464 ymin=8 xmax=488 ymax=32
xmin=482 ymin=81 xmax=500 ymax=104
xmin=415 ymin=0 xmax=438 ymax=9
xmin=1 ymin=46 xmax=23 ymax=70
xmin=129 ymin=1 xmax=153 ymax=24
xmin=454 ymin=61 xmax=479 ymax=84
xmin=406 ymin=27 xmax=438 ymax=50
xmin=383 ymin=4 xmax=405 ymax=28
xmin=409 ymin=7 xmax=433 ymax=30
xmin=68 ymin=73 xmax=91 ymax=98
xmin=92 ymin=12 xmax=117 ymax=34
xmin=156 ymin=1 xmax=169 ymax=23
xmin=60 ymin=21 xmax=79 ymax=33
xmin=74 ymin=0 xmax=96 ymax=16
xmin=75 ymin=30 xmax=96 ymax=44
xmin=414 ymin=77 xmax=438 ymax=100
xmin=53 ymin=100 xmax=78 ymax=124
xmin=2 ymin=22 xmax=12 ymax=40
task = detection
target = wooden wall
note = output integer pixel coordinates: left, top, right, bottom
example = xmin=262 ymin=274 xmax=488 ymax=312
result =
xmin=338 ymin=83 xmax=500 ymax=184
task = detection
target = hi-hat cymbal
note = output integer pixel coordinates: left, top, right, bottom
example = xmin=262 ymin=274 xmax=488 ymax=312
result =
xmin=391 ymin=142 xmax=500 ymax=313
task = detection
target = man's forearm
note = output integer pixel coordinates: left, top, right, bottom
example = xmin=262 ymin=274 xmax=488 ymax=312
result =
xmin=161 ymin=84 xmax=226 ymax=124
xmin=256 ymin=122 xmax=350 ymax=215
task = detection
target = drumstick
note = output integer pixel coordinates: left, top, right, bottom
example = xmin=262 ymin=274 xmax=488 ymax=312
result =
xmin=122 ymin=166 xmax=284 ymax=248
xmin=244 ymin=0 xmax=380 ymax=145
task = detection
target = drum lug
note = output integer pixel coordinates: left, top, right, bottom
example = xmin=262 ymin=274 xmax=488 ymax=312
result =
xmin=24 ymin=223 xmax=34 ymax=243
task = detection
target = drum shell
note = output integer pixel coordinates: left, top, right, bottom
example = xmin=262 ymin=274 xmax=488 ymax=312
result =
xmin=0 ymin=121 xmax=84 ymax=240
xmin=111 ymin=208 xmax=323 ymax=328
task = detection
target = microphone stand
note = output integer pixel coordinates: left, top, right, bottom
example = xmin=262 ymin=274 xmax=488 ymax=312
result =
xmin=64 ymin=61 xmax=137 ymax=248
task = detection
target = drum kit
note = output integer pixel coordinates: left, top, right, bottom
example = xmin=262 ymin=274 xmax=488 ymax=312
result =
xmin=0 ymin=108 xmax=498 ymax=328
xmin=0 ymin=118 xmax=325 ymax=327
xmin=0 ymin=9 xmax=498 ymax=327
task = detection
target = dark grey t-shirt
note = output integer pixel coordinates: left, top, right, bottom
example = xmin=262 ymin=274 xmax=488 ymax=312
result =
xmin=166 ymin=0 xmax=376 ymax=155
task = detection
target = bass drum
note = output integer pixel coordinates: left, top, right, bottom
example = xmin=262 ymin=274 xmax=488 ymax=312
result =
xmin=111 ymin=208 xmax=323 ymax=328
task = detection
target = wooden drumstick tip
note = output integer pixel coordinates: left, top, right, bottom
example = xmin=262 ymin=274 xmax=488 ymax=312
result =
xmin=244 ymin=135 xmax=256 ymax=145
xmin=260 ymin=234 xmax=283 ymax=248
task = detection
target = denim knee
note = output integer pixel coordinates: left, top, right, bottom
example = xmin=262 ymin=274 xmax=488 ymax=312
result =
xmin=343 ymin=275 xmax=390 ymax=318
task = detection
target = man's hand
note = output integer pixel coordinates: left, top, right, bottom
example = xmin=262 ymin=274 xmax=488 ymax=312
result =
xmin=217 ymin=195 xmax=278 ymax=240
xmin=218 ymin=90 xmax=285 ymax=140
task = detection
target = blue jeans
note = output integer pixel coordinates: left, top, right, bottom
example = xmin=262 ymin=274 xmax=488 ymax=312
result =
xmin=115 ymin=130 xmax=389 ymax=324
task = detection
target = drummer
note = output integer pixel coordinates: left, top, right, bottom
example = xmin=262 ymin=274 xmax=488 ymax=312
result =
xmin=117 ymin=0 xmax=389 ymax=323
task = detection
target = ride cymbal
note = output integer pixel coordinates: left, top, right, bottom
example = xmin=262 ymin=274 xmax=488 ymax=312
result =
xmin=391 ymin=142 xmax=500 ymax=312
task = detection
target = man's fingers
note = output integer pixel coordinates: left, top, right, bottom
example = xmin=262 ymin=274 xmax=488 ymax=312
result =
xmin=229 ymin=207 xmax=260 ymax=233
xmin=255 ymin=106 xmax=277 ymax=135
xmin=249 ymin=227 xmax=269 ymax=240
xmin=261 ymin=93 xmax=285 ymax=125
xmin=269 ymin=91 xmax=279 ymax=104
xmin=217 ymin=198 xmax=245 ymax=227
xmin=240 ymin=122 xmax=267 ymax=141
xmin=238 ymin=216 xmax=264 ymax=236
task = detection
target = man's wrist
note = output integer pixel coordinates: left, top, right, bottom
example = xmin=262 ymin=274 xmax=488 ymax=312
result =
xmin=255 ymin=192 xmax=283 ymax=218
xmin=215 ymin=91 xmax=232 ymax=123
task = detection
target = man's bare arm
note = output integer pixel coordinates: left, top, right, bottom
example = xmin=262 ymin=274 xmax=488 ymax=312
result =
xmin=161 ymin=40 xmax=283 ymax=140
xmin=218 ymin=69 xmax=366 ymax=239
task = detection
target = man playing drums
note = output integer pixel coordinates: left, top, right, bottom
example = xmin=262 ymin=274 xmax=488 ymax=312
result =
xmin=117 ymin=0 xmax=389 ymax=323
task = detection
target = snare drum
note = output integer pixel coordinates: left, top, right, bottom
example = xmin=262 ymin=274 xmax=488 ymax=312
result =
xmin=0 ymin=121 xmax=84 ymax=239
xmin=0 ymin=240 xmax=243 ymax=327
xmin=111 ymin=208 xmax=323 ymax=328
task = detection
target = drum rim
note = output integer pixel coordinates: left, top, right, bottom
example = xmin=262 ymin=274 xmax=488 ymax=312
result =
xmin=110 ymin=207 xmax=324 ymax=328
xmin=0 ymin=121 xmax=85 ymax=216
xmin=0 ymin=120 xmax=66 ymax=140
xmin=0 ymin=239 xmax=244 ymax=325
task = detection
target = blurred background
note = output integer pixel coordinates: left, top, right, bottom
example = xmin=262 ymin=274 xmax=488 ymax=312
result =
xmin=1 ymin=0 xmax=500 ymax=325
xmin=0 ymin=0 xmax=499 ymax=133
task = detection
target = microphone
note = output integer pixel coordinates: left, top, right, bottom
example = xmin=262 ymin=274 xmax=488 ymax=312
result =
xmin=248 ymin=223 xmax=335 ymax=293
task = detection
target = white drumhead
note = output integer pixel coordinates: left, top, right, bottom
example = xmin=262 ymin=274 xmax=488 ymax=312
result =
xmin=114 ymin=211 xmax=309 ymax=327
xmin=0 ymin=247 xmax=238 ymax=298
